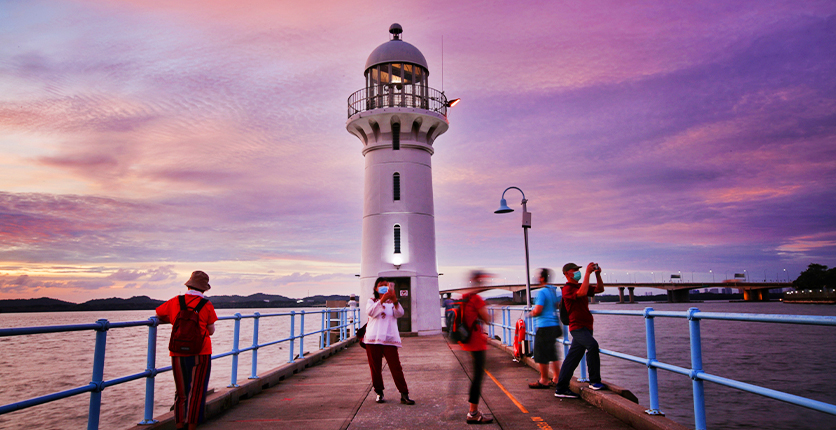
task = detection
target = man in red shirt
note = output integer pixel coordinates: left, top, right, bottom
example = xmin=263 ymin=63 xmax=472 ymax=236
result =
xmin=554 ymin=262 xmax=606 ymax=398
xmin=156 ymin=271 xmax=218 ymax=430
xmin=460 ymin=271 xmax=494 ymax=424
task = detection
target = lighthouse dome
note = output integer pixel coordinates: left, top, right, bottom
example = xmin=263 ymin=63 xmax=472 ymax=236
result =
xmin=365 ymin=23 xmax=429 ymax=72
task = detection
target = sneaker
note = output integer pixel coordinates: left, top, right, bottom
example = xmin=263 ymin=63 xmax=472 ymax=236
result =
xmin=375 ymin=393 xmax=385 ymax=403
xmin=466 ymin=411 xmax=494 ymax=424
xmin=400 ymin=394 xmax=415 ymax=405
xmin=554 ymin=388 xmax=580 ymax=398
xmin=588 ymin=382 xmax=606 ymax=391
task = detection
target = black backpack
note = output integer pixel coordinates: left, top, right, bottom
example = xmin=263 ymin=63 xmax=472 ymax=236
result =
xmin=447 ymin=296 xmax=476 ymax=343
xmin=168 ymin=295 xmax=208 ymax=354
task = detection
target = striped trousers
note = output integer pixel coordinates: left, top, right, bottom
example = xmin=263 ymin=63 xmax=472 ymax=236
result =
xmin=172 ymin=354 xmax=212 ymax=427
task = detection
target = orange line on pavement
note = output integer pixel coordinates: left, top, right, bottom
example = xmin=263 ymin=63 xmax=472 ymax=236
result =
xmin=485 ymin=369 xmax=528 ymax=414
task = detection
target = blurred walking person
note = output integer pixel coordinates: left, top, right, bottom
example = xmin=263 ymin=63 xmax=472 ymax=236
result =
xmin=461 ymin=271 xmax=494 ymax=424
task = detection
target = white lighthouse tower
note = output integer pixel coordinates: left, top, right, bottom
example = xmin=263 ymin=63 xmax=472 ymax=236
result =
xmin=346 ymin=24 xmax=452 ymax=335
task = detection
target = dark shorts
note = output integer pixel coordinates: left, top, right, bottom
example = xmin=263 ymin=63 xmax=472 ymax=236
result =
xmin=533 ymin=325 xmax=562 ymax=363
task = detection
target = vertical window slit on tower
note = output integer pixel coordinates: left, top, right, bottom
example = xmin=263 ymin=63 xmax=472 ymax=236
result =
xmin=393 ymin=173 xmax=401 ymax=201
xmin=392 ymin=122 xmax=400 ymax=150
xmin=394 ymin=225 xmax=401 ymax=254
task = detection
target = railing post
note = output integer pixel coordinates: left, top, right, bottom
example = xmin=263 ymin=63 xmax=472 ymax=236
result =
xmin=228 ymin=313 xmax=241 ymax=388
xmin=488 ymin=308 xmax=495 ymax=339
xmin=340 ymin=309 xmax=345 ymax=342
xmin=320 ymin=311 xmax=325 ymax=350
xmin=249 ymin=312 xmax=260 ymax=379
xmin=688 ymin=307 xmax=707 ymax=430
xmin=299 ymin=310 xmax=305 ymax=359
xmin=139 ymin=317 xmax=159 ymax=425
xmin=289 ymin=311 xmax=296 ymax=362
xmin=325 ymin=308 xmax=331 ymax=347
xmin=643 ymin=308 xmax=663 ymax=415
xmin=501 ymin=307 xmax=508 ymax=346
xmin=526 ymin=308 xmax=534 ymax=356
xmin=87 ymin=319 xmax=109 ymax=430
xmin=579 ymin=353 xmax=589 ymax=382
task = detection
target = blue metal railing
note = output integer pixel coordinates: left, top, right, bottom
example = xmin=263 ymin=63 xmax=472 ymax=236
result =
xmin=486 ymin=305 xmax=836 ymax=430
xmin=0 ymin=307 xmax=360 ymax=429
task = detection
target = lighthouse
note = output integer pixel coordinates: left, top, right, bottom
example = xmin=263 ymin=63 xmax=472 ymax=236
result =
xmin=346 ymin=24 xmax=453 ymax=335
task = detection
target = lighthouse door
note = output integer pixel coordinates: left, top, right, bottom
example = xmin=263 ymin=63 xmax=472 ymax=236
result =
xmin=391 ymin=277 xmax=412 ymax=332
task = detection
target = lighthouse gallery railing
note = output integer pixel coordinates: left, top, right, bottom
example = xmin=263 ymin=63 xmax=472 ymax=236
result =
xmin=348 ymin=85 xmax=449 ymax=118
xmin=0 ymin=307 xmax=360 ymax=429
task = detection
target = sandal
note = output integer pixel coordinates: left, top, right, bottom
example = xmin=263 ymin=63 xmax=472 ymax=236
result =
xmin=466 ymin=411 xmax=494 ymax=424
xmin=528 ymin=381 xmax=552 ymax=389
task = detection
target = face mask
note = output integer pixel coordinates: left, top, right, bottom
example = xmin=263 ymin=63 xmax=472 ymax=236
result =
xmin=573 ymin=271 xmax=582 ymax=281
xmin=378 ymin=286 xmax=389 ymax=294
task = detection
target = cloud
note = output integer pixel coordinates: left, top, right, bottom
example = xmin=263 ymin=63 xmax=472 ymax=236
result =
xmin=1 ymin=1 xmax=835 ymax=301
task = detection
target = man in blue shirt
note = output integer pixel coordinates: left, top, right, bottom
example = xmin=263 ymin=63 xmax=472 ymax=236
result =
xmin=528 ymin=268 xmax=563 ymax=388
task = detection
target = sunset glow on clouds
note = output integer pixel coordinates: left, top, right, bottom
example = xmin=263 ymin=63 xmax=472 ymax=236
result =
xmin=1 ymin=0 xmax=835 ymax=301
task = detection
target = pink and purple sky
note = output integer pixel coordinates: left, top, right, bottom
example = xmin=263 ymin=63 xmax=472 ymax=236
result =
xmin=1 ymin=1 xmax=835 ymax=302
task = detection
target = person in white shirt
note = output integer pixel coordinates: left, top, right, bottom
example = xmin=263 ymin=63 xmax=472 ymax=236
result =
xmin=364 ymin=278 xmax=414 ymax=405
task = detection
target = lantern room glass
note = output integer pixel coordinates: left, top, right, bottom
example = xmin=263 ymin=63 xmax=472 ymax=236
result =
xmin=366 ymin=63 xmax=428 ymax=110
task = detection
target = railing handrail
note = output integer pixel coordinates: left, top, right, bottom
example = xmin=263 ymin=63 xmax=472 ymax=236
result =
xmin=484 ymin=305 xmax=836 ymax=429
xmin=347 ymin=85 xmax=449 ymax=118
xmin=0 ymin=307 xmax=360 ymax=429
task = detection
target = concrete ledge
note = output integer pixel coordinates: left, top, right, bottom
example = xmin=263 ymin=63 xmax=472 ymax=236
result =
xmin=131 ymin=337 xmax=358 ymax=430
xmin=488 ymin=339 xmax=689 ymax=430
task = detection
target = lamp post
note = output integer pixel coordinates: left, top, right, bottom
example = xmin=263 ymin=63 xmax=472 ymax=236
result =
xmin=495 ymin=187 xmax=532 ymax=309
xmin=710 ymin=269 xmax=714 ymax=283
xmin=783 ymin=268 xmax=787 ymax=282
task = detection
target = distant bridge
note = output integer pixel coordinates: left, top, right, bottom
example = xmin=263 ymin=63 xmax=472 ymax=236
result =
xmin=440 ymin=282 xmax=793 ymax=303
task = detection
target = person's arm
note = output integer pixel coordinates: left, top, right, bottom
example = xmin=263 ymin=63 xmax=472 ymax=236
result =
xmin=477 ymin=305 xmax=491 ymax=324
xmin=593 ymin=266 xmax=604 ymax=293
xmin=207 ymin=323 xmax=215 ymax=336
xmin=155 ymin=302 xmax=170 ymax=324
xmin=384 ymin=289 xmax=400 ymax=308
xmin=367 ymin=298 xmax=384 ymax=317
xmin=530 ymin=305 xmax=543 ymax=317
xmin=577 ymin=263 xmax=594 ymax=296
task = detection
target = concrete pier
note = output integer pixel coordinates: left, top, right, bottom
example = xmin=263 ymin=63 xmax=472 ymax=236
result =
xmin=135 ymin=336 xmax=687 ymax=430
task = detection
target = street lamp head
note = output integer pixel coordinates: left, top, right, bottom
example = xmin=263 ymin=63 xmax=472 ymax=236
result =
xmin=494 ymin=198 xmax=514 ymax=214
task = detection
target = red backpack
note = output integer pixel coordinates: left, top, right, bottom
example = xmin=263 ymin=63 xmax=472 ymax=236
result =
xmin=168 ymin=295 xmax=208 ymax=355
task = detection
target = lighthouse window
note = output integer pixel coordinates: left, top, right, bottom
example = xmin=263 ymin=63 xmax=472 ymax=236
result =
xmin=394 ymin=225 xmax=401 ymax=254
xmin=392 ymin=122 xmax=400 ymax=150
xmin=393 ymin=172 xmax=401 ymax=201
xmin=391 ymin=63 xmax=403 ymax=84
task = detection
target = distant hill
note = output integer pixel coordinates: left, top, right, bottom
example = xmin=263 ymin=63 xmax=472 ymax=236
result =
xmin=0 ymin=294 xmax=351 ymax=313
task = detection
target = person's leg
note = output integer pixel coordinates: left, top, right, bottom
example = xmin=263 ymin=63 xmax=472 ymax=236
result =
xmin=571 ymin=329 xmax=601 ymax=383
xmin=468 ymin=350 xmax=486 ymax=410
xmin=365 ymin=344 xmax=385 ymax=395
xmin=537 ymin=362 xmax=550 ymax=384
xmin=555 ymin=331 xmax=586 ymax=390
xmin=171 ymin=356 xmax=189 ymax=429
xmin=381 ymin=345 xmax=409 ymax=395
xmin=466 ymin=349 xmax=493 ymax=423
xmin=550 ymin=360 xmax=561 ymax=384
xmin=532 ymin=327 xmax=548 ymax=384
xmin=186 ymin=354 xmax=211 ymax=429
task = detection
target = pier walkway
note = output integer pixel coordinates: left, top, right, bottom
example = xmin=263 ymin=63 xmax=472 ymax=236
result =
xmin=140 ymin=335 xmax=685 ymax=430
